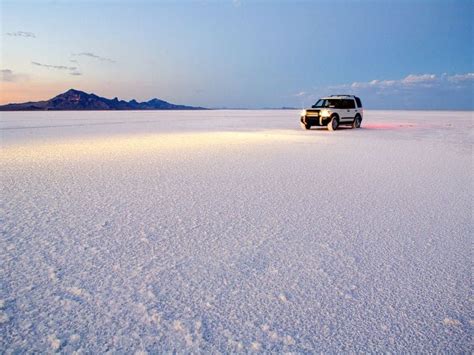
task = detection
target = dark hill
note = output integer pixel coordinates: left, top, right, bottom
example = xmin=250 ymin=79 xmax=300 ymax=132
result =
xmin=0 ymin=89 xmax=206 ymax=111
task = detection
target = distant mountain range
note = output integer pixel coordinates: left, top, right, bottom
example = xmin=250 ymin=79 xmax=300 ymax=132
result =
xmin=0 ymin=89 xmax=206 ymax=111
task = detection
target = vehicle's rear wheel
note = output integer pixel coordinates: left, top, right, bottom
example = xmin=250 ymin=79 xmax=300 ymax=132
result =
xmin=327 ymin=115 xmax=338 ymax=131
xmin=352 ymin=115 xmax=361 ymax=129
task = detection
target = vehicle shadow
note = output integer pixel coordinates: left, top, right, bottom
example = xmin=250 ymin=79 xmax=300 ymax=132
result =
xmin=308 ymin=126 xmax=355 ymax=132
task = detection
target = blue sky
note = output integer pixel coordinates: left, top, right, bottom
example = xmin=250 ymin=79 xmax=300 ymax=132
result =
xmin=1 ymin=0 xmax=473 ymax=109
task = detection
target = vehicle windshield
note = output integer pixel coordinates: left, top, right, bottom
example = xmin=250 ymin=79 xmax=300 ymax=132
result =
xmin=312 ymin=99 xmax=343 ymax=108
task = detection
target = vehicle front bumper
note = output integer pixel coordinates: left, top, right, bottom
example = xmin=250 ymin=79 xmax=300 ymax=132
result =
xmin=301 ymin=115 xmax=331 ymax=127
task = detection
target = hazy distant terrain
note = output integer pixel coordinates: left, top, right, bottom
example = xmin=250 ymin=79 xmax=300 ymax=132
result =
xmin=0 ymin=110 xmax=471 ymax=352
xmin=0 ymin=89 xmax=205 ymax=111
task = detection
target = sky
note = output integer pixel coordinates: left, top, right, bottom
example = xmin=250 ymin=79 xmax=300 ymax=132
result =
xmin=0 ymin=0 xmax=473 ymax=109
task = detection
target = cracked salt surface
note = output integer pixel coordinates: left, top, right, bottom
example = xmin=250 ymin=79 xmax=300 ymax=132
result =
xmin=0 ymin=110 xmax=472 ymax=352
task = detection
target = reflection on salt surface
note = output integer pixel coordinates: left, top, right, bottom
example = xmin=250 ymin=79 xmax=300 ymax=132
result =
xmin=363 ymin=123 xmax=417 ymax=130
xmin=0 ymin=130 xmax=318 ymax=163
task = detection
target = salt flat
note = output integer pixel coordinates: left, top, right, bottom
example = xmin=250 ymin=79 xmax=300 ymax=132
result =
xmin=0 ymin=110 xmax=472 ymax=352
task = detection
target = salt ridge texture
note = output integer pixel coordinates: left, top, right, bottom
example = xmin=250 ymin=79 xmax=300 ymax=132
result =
xmin=0 ymin=110 xmax=472 ymax=352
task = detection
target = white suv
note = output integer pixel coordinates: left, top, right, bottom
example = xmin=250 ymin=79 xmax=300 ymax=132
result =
xmin=300 ymin=95 xmax=363 ymax=131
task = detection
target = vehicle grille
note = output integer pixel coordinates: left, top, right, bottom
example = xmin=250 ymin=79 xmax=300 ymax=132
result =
xmin=305 ymin=110 xmax=320 ymax=117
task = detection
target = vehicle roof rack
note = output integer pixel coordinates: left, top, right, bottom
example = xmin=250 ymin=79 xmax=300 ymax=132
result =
xmin=329 ymin=94 xmax=355 ymax=97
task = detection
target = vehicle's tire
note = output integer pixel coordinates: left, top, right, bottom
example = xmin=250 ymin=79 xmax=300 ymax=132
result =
xmin=301 ymin=122 xmax=311 ymax=130
xmin=352 ymin=114 xmax=361 ymax=129
xmin=327 ymin=115 xmax=338 ymax=131
xmin=300 ymin=117 xmax=311 ymax=130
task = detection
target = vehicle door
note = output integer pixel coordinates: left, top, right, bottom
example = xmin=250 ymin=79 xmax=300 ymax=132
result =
xmin=341 ymin=99 xmax=355 ymax=121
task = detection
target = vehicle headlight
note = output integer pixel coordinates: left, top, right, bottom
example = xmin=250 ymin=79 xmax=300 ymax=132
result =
xmin=320 ymin=109 xmax=331 ymax=117
xmin=300 ymin=110 xmax=306 ymax=116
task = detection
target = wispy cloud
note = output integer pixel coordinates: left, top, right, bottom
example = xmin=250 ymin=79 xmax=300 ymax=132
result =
xmin=31 ymin=61 xmax=82 ymax=76
xmin=294 ymin=72 xmax=474 ymax=109
xmin=294 ymin=91 xmax=306 ymax=97
xmin=401 ymin=74 xmax=437 ymax=85
xmin=1 ymin=69 xmax=16 ymax=82
xmin=347 ymin=73 xmax=473 ymax=91
xmin=73 ymin=52 xmax=116 ymax=63
xmin=31 ymin=61 xmax=77 ymax=71
xmin=6 ymin=31 xmax=36 ymax=38
xmin=232 ymin=0 xmax=242 ymax=7
xmin=447 ymin=73 xmax=474 ymax=83
xmin=1 ymin=69 xmax=28 ymax=82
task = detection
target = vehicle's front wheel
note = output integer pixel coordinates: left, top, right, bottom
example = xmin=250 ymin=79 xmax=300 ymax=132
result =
xmin=301 ymin=122 xmax=311 ymax=130
xmin=352 ymin=115 xmax=361 ymax=129
xmin=327 ymin=115 xmax=338 ymax=131
xmin=300 ymin=117 xmax=311 ymax=130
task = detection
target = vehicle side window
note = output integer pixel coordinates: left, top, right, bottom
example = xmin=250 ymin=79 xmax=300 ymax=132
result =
xmin=335 ymin=100 xmax=344 ymax=109
xmin=341 ymin=99 xmax=351 ymax=109
xmin=347 ymin=99 xmax=356 ymax=109
xmin=327 ymin=100 xmax=337 ymax=108
xmin=355 ymin=97 xmax=362 ymax=108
